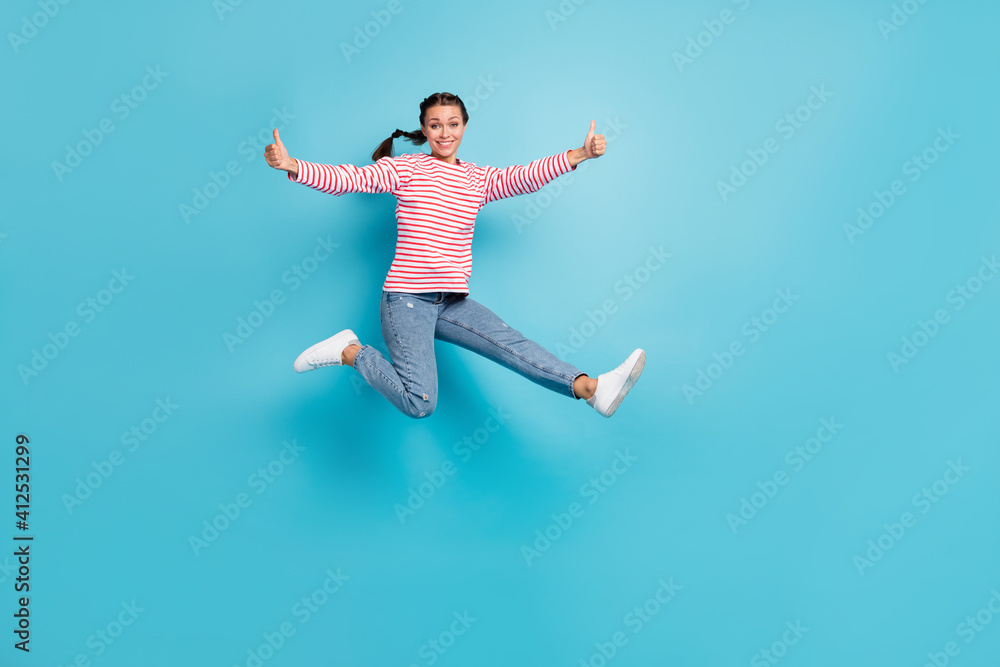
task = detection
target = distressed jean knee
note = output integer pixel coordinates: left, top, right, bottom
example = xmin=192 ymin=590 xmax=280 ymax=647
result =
xmin=404 ymin=391 xmax=436 ymax=419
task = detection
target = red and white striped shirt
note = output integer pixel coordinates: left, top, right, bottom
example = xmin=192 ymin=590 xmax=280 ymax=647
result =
xmin=288 ymin=150 xmax=576 ymax=294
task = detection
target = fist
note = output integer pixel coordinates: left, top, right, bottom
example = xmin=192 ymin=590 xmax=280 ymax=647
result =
xmin=584 ymin=120 xmax=606 ymax=159
xmin=264 ymin=129 xmax=295 ymax=172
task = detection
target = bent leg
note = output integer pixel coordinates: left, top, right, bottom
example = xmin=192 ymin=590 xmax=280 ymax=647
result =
xmin=353 ymin=292 xmax=439 ymax=418
xmin=435 ymin=295 xmax=586 ymax=399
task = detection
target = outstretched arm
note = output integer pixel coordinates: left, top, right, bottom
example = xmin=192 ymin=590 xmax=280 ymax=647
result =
xmin=484 ymin=120 xmax=607 ymax=204
xmin=264 ymin=128 xmax=402 ymax=195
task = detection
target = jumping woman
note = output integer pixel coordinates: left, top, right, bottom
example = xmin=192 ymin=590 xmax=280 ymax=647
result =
xmin=264 ymin=92 xmax=644 ymax=418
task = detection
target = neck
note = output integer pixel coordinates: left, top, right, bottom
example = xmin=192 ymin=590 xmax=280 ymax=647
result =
xmin=430 ymin=152 xmax=458 ymax=164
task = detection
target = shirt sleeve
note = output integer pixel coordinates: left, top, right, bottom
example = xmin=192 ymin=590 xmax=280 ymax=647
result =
xmin=287 ymin=155 xmax=406 ymax=195
xmin=482 ymin=150 xmax=576 ymax=205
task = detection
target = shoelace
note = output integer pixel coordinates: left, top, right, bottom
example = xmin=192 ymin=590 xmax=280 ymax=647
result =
xmin=308 ymin=355 xmax=341 ymax=368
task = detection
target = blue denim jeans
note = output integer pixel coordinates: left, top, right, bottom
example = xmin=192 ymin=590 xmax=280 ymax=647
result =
xmin=352 ymin=291 xmax=586 ymax=418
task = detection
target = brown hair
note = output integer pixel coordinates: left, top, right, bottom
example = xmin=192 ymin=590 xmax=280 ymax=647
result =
xmin=371 ymin=92 xmax=469 ymax=162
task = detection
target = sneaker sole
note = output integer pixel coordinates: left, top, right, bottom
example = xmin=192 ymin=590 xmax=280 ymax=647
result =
xmin=605 ymin=350 xmax=645 ymax=417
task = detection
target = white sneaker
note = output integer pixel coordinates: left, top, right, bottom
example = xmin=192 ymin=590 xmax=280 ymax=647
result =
xmin=586 ymin=349 xmax=645 ymax=417
xmin=293 ymin=329 xmax=361 ymax=373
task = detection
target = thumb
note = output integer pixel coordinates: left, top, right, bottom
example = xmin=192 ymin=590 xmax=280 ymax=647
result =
xmin=273 ymin=128 xmax=284 ymax=149
xmin=588 ymin=119 xmax=596 ymax=136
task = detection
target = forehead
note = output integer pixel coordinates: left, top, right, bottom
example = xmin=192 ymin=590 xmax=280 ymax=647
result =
xmin=424 ymin=105 xmax=463 ymax=122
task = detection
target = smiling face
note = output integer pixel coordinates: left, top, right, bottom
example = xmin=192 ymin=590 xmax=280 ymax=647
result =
xmin=421 ymin=104 xmax=466 ymax=164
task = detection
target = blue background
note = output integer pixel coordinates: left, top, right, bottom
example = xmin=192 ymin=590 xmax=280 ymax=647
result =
xmin=3 ymin=0 xmax=999 ymax=665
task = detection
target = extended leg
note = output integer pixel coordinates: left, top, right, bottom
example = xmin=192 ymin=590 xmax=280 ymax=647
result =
xmin=435 ymin=295 xmax=587 ymax=399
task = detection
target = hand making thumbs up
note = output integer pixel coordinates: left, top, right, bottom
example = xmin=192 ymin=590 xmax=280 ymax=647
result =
xmin=265 ymin=129 xmax=298 ymax=176
xmin=583 ymin=120 xmax=606 ymax=159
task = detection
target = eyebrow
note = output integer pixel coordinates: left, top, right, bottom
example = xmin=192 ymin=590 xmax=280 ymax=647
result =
xmin=427 ymin=116 xmax=461 ymax=122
